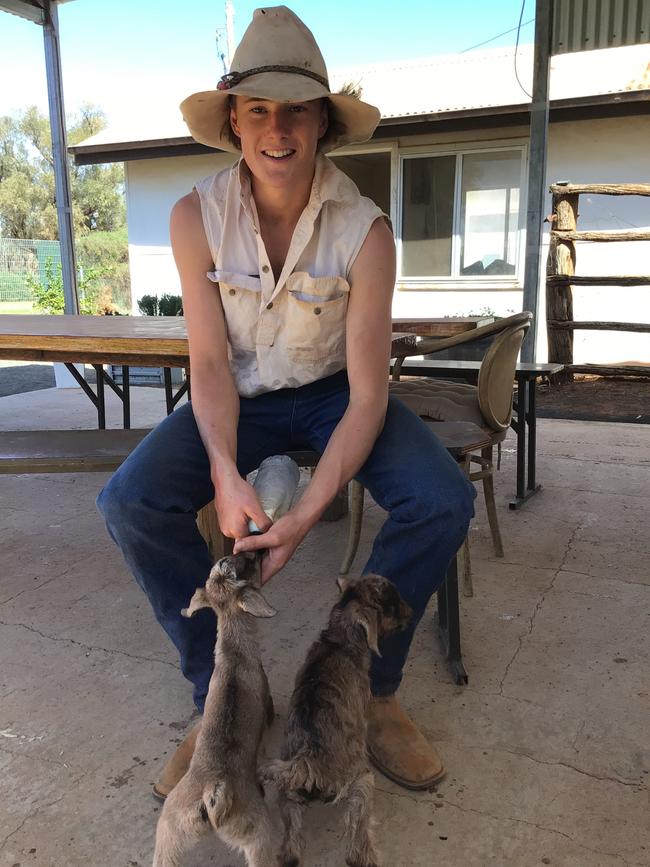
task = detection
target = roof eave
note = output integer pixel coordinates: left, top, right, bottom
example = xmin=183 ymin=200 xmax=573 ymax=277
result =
xmin=71 ymin=89 xmax=650 ymax=166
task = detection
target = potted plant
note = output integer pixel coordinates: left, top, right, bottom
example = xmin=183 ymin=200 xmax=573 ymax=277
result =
xmin=111 ymin=293 xmax=185 ymax=385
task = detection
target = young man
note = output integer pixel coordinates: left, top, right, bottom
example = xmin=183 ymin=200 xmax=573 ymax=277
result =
xmin=98 ymin=6 xmax=475 ymax=798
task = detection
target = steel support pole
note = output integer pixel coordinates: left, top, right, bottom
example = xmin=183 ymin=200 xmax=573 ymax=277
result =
xmin=42 ymin=0 xmax=79 ymax=314
xmin=521 ymin=0 xmax=553 ymax=362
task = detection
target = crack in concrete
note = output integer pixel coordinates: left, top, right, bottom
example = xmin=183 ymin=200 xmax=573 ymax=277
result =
xmin=0 ymin=550 xmax=101 ymax=608
xmin=0 ymin=619 xmax=179 ymax=670
xmin=538 ymin=453 xmax=650 ymax=471
xmin=488 ymin=745 xmax=645 ymax=789
xmin=376 ymin=782 xmax=641 ymax=864
xmin=541 ymin=484 xmax=649 ymax=501
xmin=438 ymin=798 xmax=638 ymax=865
xmin=0 ymin=775 xmax=86 ymax=854
xmin=498 ymin=524 xmax=582 ymax=694
xmin=571 ymin=719 xmax=587 ymax=755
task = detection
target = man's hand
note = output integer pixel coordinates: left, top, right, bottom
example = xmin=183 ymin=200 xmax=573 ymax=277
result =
xmin=215 ymin=473 xmax=272 ymax=540
xmin=233 ymin=511 xmax=309 ymax=584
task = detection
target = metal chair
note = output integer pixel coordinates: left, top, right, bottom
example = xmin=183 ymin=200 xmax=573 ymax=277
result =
xmin=340 ymin=312 xmax=532 ymax=596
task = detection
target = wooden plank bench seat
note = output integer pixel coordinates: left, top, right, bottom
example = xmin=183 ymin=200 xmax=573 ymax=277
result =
xmin=0 ymin=429 xmax=150 ymax=474
xmin=0 ymin=428 xmax=223 ymax=557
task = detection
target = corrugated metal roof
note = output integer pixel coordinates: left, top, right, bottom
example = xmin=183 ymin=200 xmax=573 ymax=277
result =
xmin=73 ymin=42 xmax=650 ymax=153
xmin=552 ymin=0 xmax=650 ymax=54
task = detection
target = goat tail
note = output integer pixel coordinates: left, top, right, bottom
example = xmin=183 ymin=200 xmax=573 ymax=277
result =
xmin=202 ymin=780 xmax=233 ymax=828
xmin=260 ymin=755 xmax=322 ymax=795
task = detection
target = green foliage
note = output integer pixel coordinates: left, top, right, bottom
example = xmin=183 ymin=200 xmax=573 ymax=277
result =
xmin=137 ymin=293 xmax=183 ymax=316
xmin=0 ymin=104 xmax=125 ymax=239
xmin=158 ymin=293 xmax=183 ymax=316
xmin=76 ymin=227 xmax=130 ymax=310
xmin=26 ymin=257 xmax=108 ymax=315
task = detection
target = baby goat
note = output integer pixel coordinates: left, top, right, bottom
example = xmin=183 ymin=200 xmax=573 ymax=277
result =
xmin=153 ymin=553 xmax=279 ymax=867
xmin=263 ymin=574 xmax=412 ymax=867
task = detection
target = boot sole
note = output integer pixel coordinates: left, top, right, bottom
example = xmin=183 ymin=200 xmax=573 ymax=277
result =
xmin=152 ymin=785 xmax=168 ymax=803
xmin=368 ymin=747 xmax=446 ymax=790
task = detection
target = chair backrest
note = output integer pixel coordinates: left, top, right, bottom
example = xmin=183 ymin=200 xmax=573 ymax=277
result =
xmin=477 ymin=313 xmax=531 ymax=430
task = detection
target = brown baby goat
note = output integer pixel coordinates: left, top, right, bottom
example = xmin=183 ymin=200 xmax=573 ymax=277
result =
xmin=152 ymin=553 xmax=279 ymax=867
xmin=263 ymin=574 xmax=412 ymax=867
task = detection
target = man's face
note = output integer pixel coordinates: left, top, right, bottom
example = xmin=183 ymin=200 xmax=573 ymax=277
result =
xmin=230 ymin=97 xmax=328 ymax=190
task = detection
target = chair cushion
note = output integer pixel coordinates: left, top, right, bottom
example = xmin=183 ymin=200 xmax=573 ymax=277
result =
xmin=389 ymin=379 xmax=485 ymax=427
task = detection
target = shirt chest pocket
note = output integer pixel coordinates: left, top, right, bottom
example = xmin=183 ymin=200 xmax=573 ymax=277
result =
xmin=284 ymin=272 xmax=350 ymax=363
xmin=209 ymin=270 xmax=262 ymax=351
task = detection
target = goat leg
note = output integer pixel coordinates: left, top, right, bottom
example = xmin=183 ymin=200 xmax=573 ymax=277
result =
xmin=278 ymin=789 xmax=307 ymax=867
xmin=152 ymin=798 xmax=211 ymax=867
xmin=344 ymin=771 xmax=380 ymax=867
xmin=241 ymin=809 xmax=280 ymax=867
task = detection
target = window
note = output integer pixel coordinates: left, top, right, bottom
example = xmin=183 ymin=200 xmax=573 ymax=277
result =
xmin=329 ymin=151 xmax=391 ymax=215
xmin=400 ymin=146 xmax=525 ymax=282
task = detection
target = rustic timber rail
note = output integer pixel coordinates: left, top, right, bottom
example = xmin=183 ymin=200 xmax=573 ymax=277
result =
xmin=545 ymin=182 xmax=650 ymax=382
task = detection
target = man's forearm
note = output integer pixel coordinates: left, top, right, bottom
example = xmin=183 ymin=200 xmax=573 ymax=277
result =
xmin=293 ymin=398 xmax=387 ymax=529
xmin=190 ymin=362 xmax=241 ymax=486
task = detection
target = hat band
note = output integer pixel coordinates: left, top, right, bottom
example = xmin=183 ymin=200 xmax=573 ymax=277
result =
xmin=217 ymin=65 xmax=329 ymax=92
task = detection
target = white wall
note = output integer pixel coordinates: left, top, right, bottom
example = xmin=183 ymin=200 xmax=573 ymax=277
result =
xmin=124 ymin=115 xmax=649 ymax=362
xmin=125 ymin=152 xmax=236 ymax=310
xmin=391 ymin=115 xmax=650 ymax=363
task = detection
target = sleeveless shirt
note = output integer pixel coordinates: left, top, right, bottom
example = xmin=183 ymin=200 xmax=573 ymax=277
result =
xmin=194 ymin=154 xmax=383 ymax=397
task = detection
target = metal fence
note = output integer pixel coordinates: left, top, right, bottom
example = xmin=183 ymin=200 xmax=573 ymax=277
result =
xmin=0 ymin=238 xmax=62 ymax=302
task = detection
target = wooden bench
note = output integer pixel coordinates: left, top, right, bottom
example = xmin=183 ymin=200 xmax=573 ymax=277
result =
xmin=0 ymin=429 xmax=224 ymax=558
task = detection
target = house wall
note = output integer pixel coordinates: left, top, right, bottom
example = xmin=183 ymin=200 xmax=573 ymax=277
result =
xmin=125 ymin=152 xmax=236 ymax=309
xmin=125 ymin=114 xmax=649 ymax=362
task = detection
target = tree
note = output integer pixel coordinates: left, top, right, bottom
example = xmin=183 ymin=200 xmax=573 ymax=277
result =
xmin=0 ymin=103 xmax=125 ymax=239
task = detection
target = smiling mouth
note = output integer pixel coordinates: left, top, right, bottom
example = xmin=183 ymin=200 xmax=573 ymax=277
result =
xmin=262 ymin=148 xmax=296 ymax=160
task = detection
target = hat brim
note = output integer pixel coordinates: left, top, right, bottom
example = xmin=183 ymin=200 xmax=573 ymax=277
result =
xmin=180 ymin=75 xmax=380 ymax=154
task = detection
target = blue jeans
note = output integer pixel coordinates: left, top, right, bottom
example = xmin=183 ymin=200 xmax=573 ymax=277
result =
xmin=97 ymin=370 xmax=475 ymax=711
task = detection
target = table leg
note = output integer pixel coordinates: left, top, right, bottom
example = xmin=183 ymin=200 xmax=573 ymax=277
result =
xmin=527 ymin=378 xmax=537 ymax=491
xmin=122 ymin=366 xmax=131 ymax=430
xmin=94 ymin=364 xmax=106 ymax=429
xmin=509 ymin=375 xmax=543 ymax=509
xmin=514 ymin=376 xmax=526 ymax=501
xmin=164 ymin=367 xmax=174 ymax=415
xmin=435 ymin=555 xmax=468 ymax=685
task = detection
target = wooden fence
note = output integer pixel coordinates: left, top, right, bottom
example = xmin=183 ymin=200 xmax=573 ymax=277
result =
xmin=545 ymin=182 xmax=650 ymax=381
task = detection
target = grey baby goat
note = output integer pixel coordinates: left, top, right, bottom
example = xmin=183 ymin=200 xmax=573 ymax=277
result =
xmin=152 ymin=553 xmax=279 ymax=867
xmin=263 ymin=574 xmax=412 ymax=867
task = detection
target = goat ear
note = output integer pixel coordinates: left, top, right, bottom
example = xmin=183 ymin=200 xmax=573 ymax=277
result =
xmin=355 ymin=607 xmax=381 ymax=656
xmin=239 ymin=588 xmax=277 ymax=619
xmin=336 ymin=576 xmax=349 ymax=594
xmin=182 ymin=588 xmax=211 ymax=618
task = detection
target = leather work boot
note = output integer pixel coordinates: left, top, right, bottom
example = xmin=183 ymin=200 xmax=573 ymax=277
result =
xmin=152 ymin=720 xmax=202 ymax=801
xmin=367 ymin=696 xmax=445 ymax=790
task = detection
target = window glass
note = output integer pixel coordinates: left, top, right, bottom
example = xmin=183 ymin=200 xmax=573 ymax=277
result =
xmin=401 ymin=155 xmax=455 ymax=277
xmin=460 ymin=151 xmax=520 ymax=276
xmin=329 ymin=152 xmax=391 ymax=214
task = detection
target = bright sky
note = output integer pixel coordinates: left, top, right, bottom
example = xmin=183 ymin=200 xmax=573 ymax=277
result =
xmin=0 ymin=0 xmax=534 ymax=127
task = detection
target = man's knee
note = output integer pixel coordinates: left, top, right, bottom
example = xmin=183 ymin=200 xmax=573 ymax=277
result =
xmin=399 ymin=463 xmax=475 ymax=543
xmin=96 ymin=465 xmax=143 ymax=541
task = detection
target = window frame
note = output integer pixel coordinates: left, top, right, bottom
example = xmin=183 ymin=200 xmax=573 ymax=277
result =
xmin=396 ymin=139 xmax=528 ymax=292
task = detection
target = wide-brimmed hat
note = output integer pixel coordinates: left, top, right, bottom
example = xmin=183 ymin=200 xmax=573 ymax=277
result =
xmin=180 ymin=5 xmax=380 ymax=153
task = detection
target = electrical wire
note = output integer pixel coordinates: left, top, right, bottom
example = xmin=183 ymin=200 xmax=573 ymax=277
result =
xmin=460 ymin=16 xmax=534 ymax=53
xmin=514 ymin=0 xmax=533 ymax=98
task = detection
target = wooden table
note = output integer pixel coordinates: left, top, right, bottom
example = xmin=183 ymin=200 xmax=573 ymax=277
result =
xmin=0 ymin=314 xmax=487 ymax=429
xmin=391 ymin=316 xmax=493 ymax=337
xmin=0 ymin=315 xmax=191 ymax=428
xmin=392 ymin=359 xmax=565 ymax=509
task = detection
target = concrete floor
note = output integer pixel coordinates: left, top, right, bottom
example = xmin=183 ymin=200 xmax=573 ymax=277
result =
xmin=0 ymin=381 xmax=648 ymax=867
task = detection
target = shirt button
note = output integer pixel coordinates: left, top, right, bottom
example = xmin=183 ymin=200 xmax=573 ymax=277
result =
xmin=314 ymin=307 xmax=322 ymax=315
xmin=262 ymin=265 xmax=270 ymax=273
xmin=228 ymin=289 xmax=236 ymax=296
xmin=266 ymin=302 xmax=273 ymax=310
